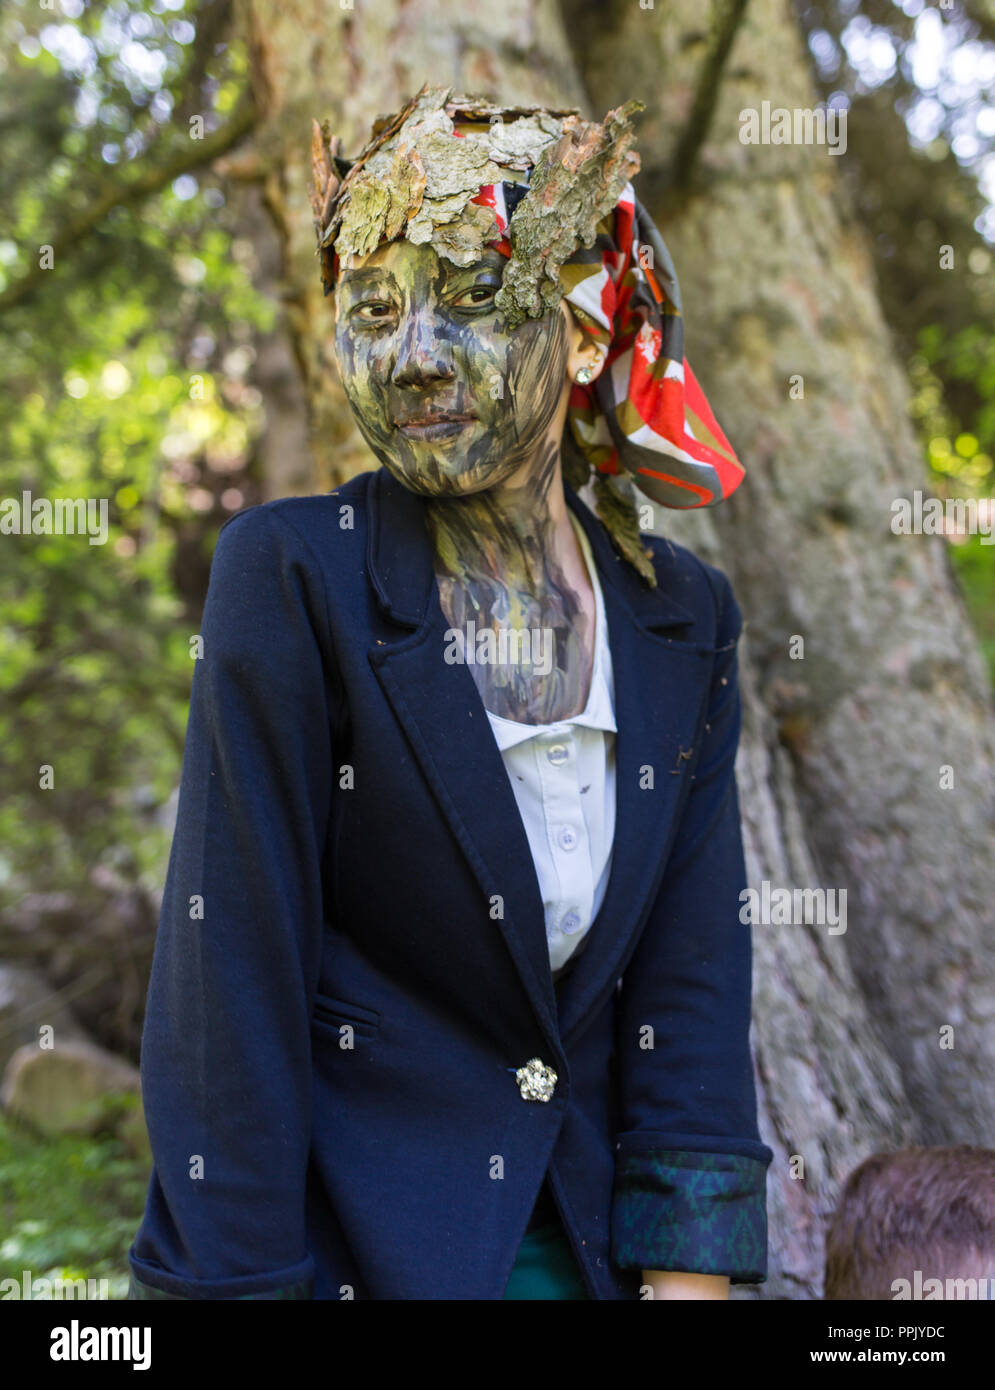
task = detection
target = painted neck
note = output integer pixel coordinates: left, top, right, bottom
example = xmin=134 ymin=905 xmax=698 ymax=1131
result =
xmin=424 ymin=439 xmax=578 ymax=594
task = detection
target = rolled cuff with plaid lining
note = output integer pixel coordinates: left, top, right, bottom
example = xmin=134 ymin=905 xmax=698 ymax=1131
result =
xmin=611 ymin=1132 xmax=773 ymax=1283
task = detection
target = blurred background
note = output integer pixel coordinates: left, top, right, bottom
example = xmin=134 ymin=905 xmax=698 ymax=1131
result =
xmin=1 ymin=0 xmax=993 ymax=1299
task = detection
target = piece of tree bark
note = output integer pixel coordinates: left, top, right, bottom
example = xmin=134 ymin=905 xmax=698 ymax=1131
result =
xmin=236 ymin=0 xmax=995 ymax=1299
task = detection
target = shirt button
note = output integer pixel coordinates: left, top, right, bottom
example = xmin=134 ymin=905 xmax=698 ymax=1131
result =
xmin=561 ymin=912 xmax=582 ymax=934
xmin=558 ymin=826 xmax=578 ymax=851
xmin=547 ymin=742 xmax=569 ymax=766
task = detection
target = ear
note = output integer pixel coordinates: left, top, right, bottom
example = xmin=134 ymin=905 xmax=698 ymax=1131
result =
xmin=560 ymin=300 xmax=608 ymax=385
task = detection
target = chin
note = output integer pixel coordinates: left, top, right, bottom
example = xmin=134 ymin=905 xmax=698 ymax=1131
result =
xmin=381 ymin=454 xmax=513 ymax=499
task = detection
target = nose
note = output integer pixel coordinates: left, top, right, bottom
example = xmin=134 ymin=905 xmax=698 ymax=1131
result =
xmin=390 ymin=309 xmax=456 ymax=389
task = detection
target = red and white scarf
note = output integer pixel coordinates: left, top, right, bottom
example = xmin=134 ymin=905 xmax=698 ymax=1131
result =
xmin=471 ymin=177 xmax=745 ymax=511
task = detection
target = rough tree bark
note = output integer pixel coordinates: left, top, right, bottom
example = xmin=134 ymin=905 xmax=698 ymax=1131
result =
xmin=234 ymin=0 xmax=995 ymax=1298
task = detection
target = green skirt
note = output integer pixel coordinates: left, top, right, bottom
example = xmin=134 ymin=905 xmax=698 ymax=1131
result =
xmin=502 ymin=1218 xmax=591 ymax=1300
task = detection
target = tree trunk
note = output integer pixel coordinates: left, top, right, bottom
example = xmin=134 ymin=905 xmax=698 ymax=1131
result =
xmin=239 ymin=181 xmax=315 ymax=501
xmin=237 ymin=0 xmax=995 ymax=1299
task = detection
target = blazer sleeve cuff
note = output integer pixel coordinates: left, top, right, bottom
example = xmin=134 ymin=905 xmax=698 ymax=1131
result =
xmin=127 ymin=1250 xmax=314 ymax=1300
xmin=611 ymin=1132 xmax=773 ymax=1284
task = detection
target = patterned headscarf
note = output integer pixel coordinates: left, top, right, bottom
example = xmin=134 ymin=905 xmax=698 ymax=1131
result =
xmin=468 ymin=174 xmax=745 ymax=513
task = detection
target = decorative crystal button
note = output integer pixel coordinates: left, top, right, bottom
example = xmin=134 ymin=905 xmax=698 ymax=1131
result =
xmin=558 ymin=826 xmax=578 ymax=851
xmin=547 ymin=742 xmax=568 ymax=766
xmin=515 ymin=1058 xmax=558 ymax=1102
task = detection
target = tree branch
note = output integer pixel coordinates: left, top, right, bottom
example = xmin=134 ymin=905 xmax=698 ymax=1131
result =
xmin=668 ymin=0 xmax=751 ymax=193
xmin=0 ymin=95 xmax=258 ymax=316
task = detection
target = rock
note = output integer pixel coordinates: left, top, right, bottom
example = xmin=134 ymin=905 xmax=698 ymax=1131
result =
xmin=0 ymin=1038 xmax=142 ymax=1140
xmin=0 ymin=963 xmax=90 ymax=1075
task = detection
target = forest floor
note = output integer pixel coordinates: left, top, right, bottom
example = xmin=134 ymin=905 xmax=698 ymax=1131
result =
xmin=0 ymin=1112 xmax=148 ymax=1300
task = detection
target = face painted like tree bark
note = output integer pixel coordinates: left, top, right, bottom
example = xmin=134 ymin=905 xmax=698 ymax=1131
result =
xmin=332 ymin=239 xmax=569 ymax=497
xmin=332 ymin=238 xmax=596 ymax=724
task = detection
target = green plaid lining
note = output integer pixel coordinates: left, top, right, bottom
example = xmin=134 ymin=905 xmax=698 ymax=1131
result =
xmin=612 ymin=1147 xmax=769 ymax=1283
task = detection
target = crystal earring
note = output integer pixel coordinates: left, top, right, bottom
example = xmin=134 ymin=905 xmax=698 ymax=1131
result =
xmin=576 ymin=365 xmax=595 ymax=385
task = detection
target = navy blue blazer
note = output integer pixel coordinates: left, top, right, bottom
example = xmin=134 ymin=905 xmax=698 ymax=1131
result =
xmin=127 ymin=463 xmax=773 ymax=1300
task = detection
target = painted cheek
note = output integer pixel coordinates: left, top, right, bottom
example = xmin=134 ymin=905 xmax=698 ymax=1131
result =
xmin=517 ymin=317 xmax=567 ymax=393
xmin=462 ymin=330 xmax=510 ymax=406
xmin=340 ymin=335 xmax=394 ymax=421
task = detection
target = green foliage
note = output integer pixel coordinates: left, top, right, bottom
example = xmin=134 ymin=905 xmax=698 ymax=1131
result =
xmin=909 ymin=323 xmax=995 ymax=688
xmin=948 ymin=534 xmax=995 ymax=680
xmin=0 ymin=0 xmax=271 ymax=909
xmin=0 ymin=1110 xmax=150 ymax=1300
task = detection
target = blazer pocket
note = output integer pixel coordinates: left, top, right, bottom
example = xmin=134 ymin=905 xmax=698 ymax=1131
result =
xmin=311 ymin=992 xmax=381 ymax=1039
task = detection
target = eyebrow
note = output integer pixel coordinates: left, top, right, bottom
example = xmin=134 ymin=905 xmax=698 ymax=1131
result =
xmin=338 ymin=266 xmax=396 ymax=290
xmin=338 ymin=250 xmax=507 ymax=294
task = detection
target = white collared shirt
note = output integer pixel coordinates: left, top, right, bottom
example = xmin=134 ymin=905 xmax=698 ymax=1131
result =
xmin=485 ymin=510 xmax=617 ymax=975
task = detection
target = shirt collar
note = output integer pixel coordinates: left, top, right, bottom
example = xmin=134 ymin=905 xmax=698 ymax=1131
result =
xmin=487 ymin=509 xmax=617 ymax=751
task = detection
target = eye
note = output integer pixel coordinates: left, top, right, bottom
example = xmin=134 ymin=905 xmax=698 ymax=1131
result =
xmin=451 ymin=282 xmax=499 ymax=309
xmin=351 ymin=300 xmax=395 ymax=325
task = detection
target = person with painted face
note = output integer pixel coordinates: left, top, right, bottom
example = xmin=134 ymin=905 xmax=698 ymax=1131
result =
xmin=127 ymin=86 xmax=772 ymax=1301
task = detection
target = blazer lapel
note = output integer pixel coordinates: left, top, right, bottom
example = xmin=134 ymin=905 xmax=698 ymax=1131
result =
xmin=364 ymin=465 xmax=713 ymax=1051
xmin=366 ymin=467 xmax=559 ymax=1039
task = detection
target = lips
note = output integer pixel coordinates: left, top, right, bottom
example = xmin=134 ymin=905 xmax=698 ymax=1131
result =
xmin=394 ymin=411 xmax=477 ymax=440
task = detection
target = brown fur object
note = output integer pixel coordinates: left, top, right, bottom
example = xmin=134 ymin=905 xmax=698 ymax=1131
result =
xmin=824 ymin=1145 xmax=995 ymax=1299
